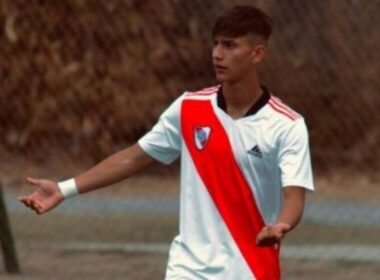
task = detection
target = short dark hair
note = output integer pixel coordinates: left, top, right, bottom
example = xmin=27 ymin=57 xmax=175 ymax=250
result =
xmin=212 ymin=6 xmax=274 ymax=41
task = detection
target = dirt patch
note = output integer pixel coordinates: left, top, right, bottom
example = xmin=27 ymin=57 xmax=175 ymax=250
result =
xmin=1 ymin=247 xmax=380 ymax=280
xmin=282 ymin=259 xmax=380 ymax=280
xmin=0 ymin=247 xmax=167 ymax=280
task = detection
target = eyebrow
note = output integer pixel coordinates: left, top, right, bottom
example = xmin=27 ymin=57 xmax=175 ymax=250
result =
xmin=214 ymin=37 xmax=236 ymax=43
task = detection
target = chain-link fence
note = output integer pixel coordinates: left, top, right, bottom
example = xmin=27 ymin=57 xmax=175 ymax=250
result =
xmin=1 ymin=0 xmax=380 ymax=279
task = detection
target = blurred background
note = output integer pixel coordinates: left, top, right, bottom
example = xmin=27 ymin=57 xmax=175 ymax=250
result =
xmin=1 ymin=0 xmax=380 ymax=279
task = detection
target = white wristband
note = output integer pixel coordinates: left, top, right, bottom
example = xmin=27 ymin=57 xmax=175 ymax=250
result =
xmin=58 ymin=178 xmax=79 ymax=199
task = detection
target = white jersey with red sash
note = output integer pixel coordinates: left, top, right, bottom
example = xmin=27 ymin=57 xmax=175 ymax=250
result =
xmin=138 ymin=85 xmax=314 ymax=280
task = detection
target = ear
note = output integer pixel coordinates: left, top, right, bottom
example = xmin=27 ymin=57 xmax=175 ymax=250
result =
xmin=251 ymin=44 xmax=266 ymax=65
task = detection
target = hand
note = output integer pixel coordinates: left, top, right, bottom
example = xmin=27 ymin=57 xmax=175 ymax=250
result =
xmin=18 ymin=177 xmax=64 ymax=214
xmin=256 ymin=223 xmax=291 ymax=247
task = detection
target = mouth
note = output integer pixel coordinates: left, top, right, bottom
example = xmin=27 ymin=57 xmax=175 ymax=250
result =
xmin=214 ymin=65 xmax=227 ymax=72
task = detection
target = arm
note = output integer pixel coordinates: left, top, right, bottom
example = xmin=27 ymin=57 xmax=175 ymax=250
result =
xmin=275 ymin=186 xmax=305 ymax=229
xmin=19 ymin=143 xmax=155 ymax=214
xmin=20 ymin=94 xmax=183 ymax=215
xmin=256 ymin=119 xmax=313 ymax=246
xmin=256 ymin=186 xmax=305 ymax=246
xmin=75 ymin=143 xmax=155 ymax=194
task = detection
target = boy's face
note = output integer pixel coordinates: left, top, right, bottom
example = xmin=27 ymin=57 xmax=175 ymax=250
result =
xmin=212 ymin=35 xmax=265 ymax=83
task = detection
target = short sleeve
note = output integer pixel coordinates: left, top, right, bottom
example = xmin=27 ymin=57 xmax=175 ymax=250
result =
xmin=138 ymin=95 xmax=182 ymax=165
xmin=278 ymin=118 xmax=314 ymax=191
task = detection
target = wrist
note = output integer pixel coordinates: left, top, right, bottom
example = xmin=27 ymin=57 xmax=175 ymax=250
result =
xmin=273 ymin=222 xmax=292 ymax=233
xmin=58 ymin=178 xmax=79 ymax=199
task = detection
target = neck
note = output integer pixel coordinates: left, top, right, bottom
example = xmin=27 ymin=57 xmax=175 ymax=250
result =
xmin=222 ymin=74 xmax=263 ymax=119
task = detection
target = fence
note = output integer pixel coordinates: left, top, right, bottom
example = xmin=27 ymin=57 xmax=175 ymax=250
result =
xmin=1 ymin=0 xmax=379 ymax=279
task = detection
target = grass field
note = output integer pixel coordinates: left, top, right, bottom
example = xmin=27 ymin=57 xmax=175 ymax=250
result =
xmin=2 ymin=246 xmax=380 ymax=280
xmin=1 ymin=209 xmax=379 ymax=279
xmin=2 ymin=170 xmax=380 ymax=279
xmin=7 ymin=212 xmax=380 ymax=246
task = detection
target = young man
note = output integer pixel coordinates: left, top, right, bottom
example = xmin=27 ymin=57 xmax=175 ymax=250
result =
xmin=20 ymin=6 xmax=313 ymax=280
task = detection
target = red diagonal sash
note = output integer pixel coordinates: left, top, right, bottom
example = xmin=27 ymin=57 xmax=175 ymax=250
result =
xmin=181 ymin=99 xmax=280 ymax=280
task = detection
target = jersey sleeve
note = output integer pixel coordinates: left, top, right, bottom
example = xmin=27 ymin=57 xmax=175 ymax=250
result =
xmin=138 ymin=95 xmax=182 ymax=165
xmin=278 ymin=118 xmax=314 ymax=191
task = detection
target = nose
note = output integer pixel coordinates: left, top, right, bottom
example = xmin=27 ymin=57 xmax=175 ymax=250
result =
xmin=212 ymin=44 xmax=223 ymax=61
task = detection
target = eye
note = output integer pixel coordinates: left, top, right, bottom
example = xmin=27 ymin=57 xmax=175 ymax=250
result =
xmin=222 ymin=40 xmax=236 ymax=49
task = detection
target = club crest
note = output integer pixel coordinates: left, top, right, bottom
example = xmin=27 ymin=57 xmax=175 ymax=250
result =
xmin=194 ymin=126 xmax=211 ymax=150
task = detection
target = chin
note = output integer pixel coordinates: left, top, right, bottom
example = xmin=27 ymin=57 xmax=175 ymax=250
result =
xmin=216 ymin=76 xmax=237 ymax=84
xmin=215 ymin=74 xmax=228 ymax=83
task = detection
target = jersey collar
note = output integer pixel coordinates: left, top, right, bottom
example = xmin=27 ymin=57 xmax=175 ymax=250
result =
xmin=217 ymin=85 xmax=271 ymax=117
